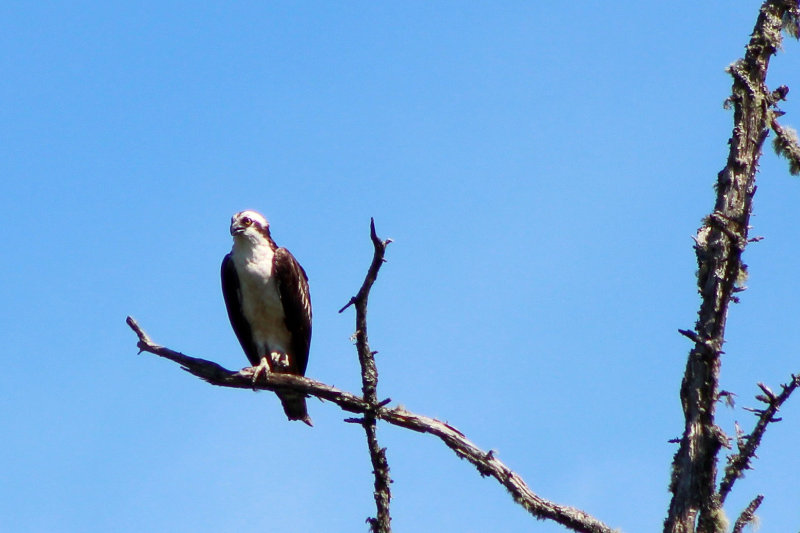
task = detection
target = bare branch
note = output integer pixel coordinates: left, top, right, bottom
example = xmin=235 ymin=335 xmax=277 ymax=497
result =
xmin=341 ymin=218 xmax=393 ymax=533
xmin=126 ymin=316 xmax=371 ymax=411
xmin=665 ymin=1 xmax=799 ymax=531
xmin=126 ymin=316 xmax=617 ymax=533
xmin=719 ymin=375 xmax=800 ymax=503
xmin=732 ymin=495 xmax=763 ymax=533
xmin=362 ymin=422 xmax=391 ymax=533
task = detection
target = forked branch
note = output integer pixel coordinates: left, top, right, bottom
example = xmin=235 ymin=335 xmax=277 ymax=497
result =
xmin=127 ymin=239 xmax=616 ymax=533
xmin=719 ymin=376 xmax=800 ymax=502
xmin=665 ymin=1 xmax=800 ymax=531
xmin=339 ymin=218 xmax=393 ymax=533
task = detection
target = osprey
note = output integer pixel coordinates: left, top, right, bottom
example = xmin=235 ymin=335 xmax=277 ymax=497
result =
xmin=221 ymin=210 xmax=313 ymax=425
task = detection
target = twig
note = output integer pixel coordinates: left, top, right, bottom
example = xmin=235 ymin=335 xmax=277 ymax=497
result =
xmin=125 ymin=316 xmax=617 ymax=533
xmin=719 ymin=375 xmax=800 ymax=503
xmin=341 ymin=218 xmax=393 ymax=533
xmin=665 ymin=2 xmax=798 ymax=532
xmin=732 ymin=495 xmax=763 ymax=533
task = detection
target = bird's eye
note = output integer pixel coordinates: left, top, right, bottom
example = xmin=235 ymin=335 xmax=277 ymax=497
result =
xmin=241 ymin=217 xmax=252 ymax=226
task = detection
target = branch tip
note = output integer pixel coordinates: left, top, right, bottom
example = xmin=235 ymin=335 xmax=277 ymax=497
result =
xmin=678 ymin=328 xmax=699 ymax=342
xmin=338 ymin=298 xmax=356 ymax=314
xmin=757 ymin=382 xmax=777 ymax=402
xmin=732 ymin=494 xmax=764 ymax=533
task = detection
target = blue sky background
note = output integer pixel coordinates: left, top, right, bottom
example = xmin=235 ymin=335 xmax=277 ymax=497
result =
xmin=2 ymin=2 xmax=799 ymax=532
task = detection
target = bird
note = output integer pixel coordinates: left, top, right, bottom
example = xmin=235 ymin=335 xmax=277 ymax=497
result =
xmin=221 ymin=210 xmax=313 ymax=425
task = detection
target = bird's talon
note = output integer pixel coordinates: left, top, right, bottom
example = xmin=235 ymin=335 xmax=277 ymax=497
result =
xmin=250 ymin=359 xmax=271 ymax=389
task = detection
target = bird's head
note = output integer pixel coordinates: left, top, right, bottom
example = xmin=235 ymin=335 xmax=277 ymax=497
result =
xmin=230 ymin=210 xmax=271 ymax=240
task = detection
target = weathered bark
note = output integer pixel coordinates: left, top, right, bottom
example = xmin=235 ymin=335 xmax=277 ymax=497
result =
xmin=664 ymin=2 xmax=800 ymax=532
xmin=339 ymin=219 xmax=393 ymax=533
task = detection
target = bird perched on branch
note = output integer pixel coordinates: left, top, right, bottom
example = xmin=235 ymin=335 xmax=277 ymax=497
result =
xmin=221 ymin=210 xmax=313 ymax=425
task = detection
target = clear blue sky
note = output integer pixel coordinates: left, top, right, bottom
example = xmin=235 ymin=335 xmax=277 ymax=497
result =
xmin=2 ymin=2 xmax=799 ymax=532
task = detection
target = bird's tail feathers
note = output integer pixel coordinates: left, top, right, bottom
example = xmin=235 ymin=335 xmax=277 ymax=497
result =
xmin=278 ymin=392 xmax=313 ymax=426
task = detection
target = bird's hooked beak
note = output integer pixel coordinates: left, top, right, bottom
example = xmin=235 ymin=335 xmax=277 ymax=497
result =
xmin=230 ymin=220 xmax=245 ymax=236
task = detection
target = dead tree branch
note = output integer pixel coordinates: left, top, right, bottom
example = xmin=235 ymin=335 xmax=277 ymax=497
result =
xmin=719 ymin=375 xmax=800 ymax=503
xmin=665 ymin=2 xmax=800 ymax=532
xmin=339 ymin=218 xmax=393 ymax=533
xmin=126 ymin=315 xmax=616 ymax=533
xmin=731 ymin=495 xmax=763 ymax=533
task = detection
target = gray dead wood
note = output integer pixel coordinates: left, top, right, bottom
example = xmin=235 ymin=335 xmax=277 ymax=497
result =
xmin=664 ymin=2 xmax=800 ymax=532
xmin=126 ymin=315 xmax=616 ymax=533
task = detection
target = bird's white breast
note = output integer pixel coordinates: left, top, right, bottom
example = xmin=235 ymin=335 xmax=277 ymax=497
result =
xmin=231 ymin=240 xmax=292 ymax=357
